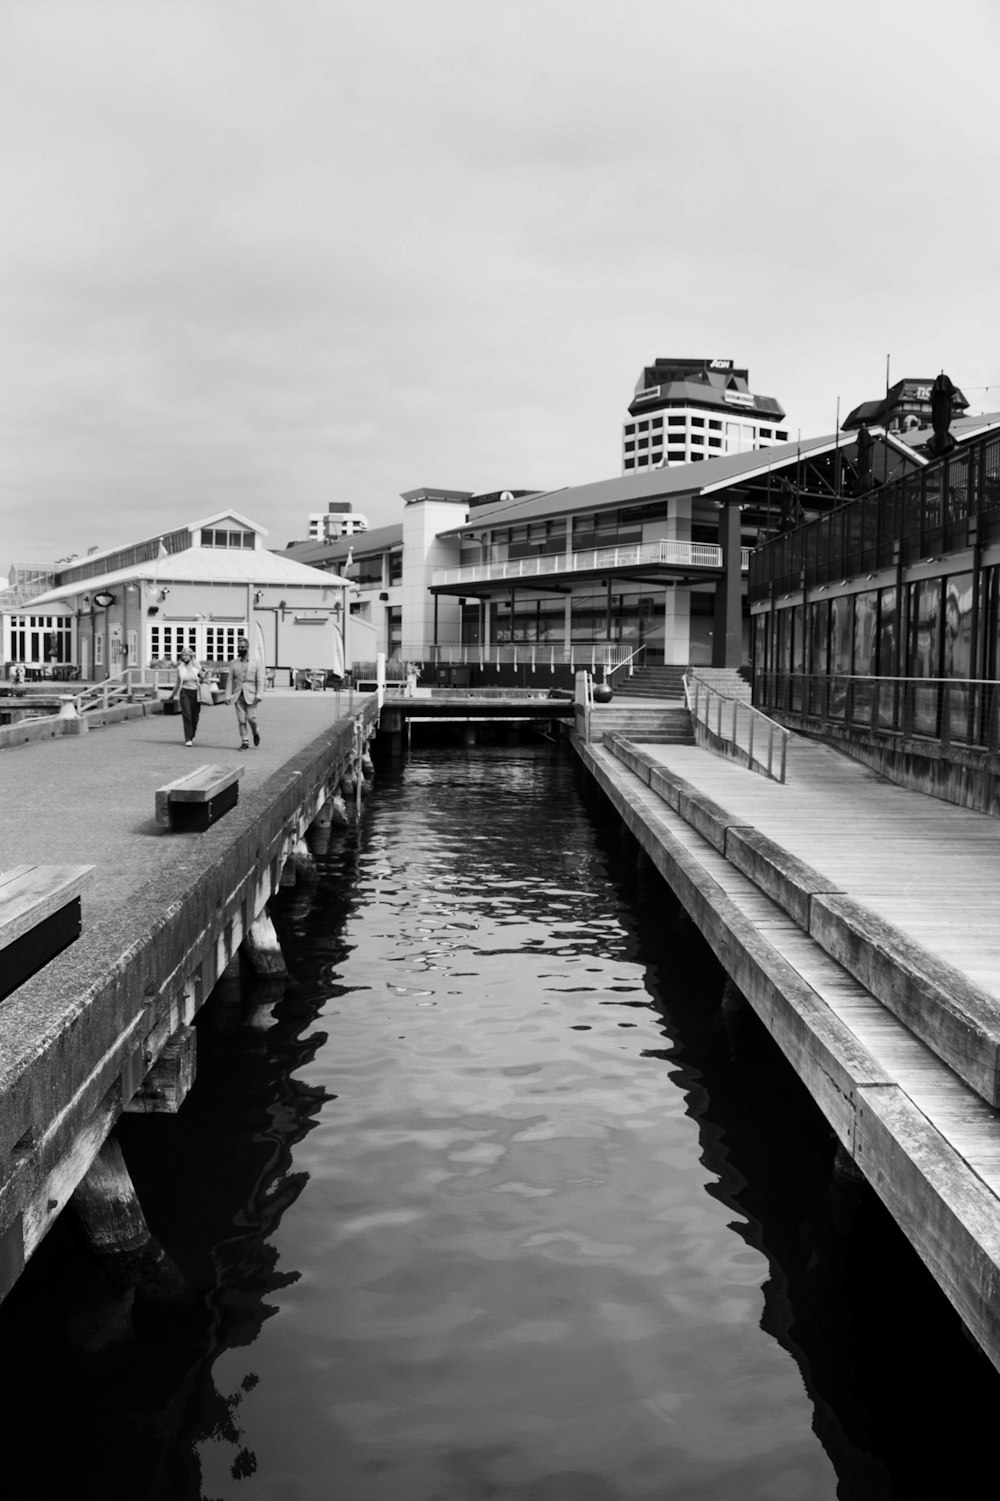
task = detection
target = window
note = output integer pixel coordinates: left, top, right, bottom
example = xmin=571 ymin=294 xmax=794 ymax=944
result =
xmin=668 ymin=448 xmax=685 ymax=460
xmin=691 ymin=433 xmax=704 ymax=445
xmin=709 ymin=420 xmax=722 ymax=430
xmin=668 ymin=415 xmax=685 ymax=427
xmin=204 ymin=626 xmax=246 ymax=662
xmin=759 ymin=426 xmax=772 ymax=438
xmin=624 ymin=424 xmax=635 ymax=435
xmin=708 ymin=437 xmax=721 ymax=448
xmin=637 ymin=436 xmax=648 ymax=448
xmin=652 ymin=417 xmax=663 ymax=429
xmin=624 ymin=459 xmax=635 ymax=469
xmin=638 ymin=420 xmax=649 ymax=432
xmin=691 ymin=417 xmax=705 ymax=428
xmin=94 ymin=633 xmax=104 ymax=666
xmin=148 ymin=623 xmax=198 ymax=662
xmin=200 ymin=528 xmax=254 ymax=548
xmin=624 ymin=441 xmax=635 ymax=452
xmin=776 ymin=430 xmax=788 ymax=441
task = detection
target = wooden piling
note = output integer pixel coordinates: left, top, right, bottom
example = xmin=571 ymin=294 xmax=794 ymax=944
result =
xmin=243 ymin=911 xmax=288 ymax=979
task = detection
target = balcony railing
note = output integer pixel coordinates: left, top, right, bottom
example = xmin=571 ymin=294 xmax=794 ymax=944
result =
xmin=433 ymin=541 xmax=751 ymax=589
xmin=395 ymin=642 xmax=637 ymax=671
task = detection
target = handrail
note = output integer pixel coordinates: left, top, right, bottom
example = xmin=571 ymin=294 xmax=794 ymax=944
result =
xmin=605 ymin=644 xmax=648 ymax=682
xmin=685 ymin=673 xmax=790 ymax=782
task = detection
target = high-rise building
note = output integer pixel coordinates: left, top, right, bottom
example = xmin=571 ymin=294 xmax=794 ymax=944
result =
xmin=622 ymin=357 xmax=788 ymax=473
xmin=307 ymin=502 xmax=370 ymax=541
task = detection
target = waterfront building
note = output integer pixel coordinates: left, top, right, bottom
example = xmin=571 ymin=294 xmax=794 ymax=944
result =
xmin=284 ymin=435 xmax=914 ymax=681
xmin=622 ymin=358 xmax=788 ymax=474
xmin=11 ymin=511 xmax=364 ymax=682
xmin=748 ymin=406 xmax=1000 ymax=810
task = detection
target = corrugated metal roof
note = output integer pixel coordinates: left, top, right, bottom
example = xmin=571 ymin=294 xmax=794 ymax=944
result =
xmin=24 ymin=545 xmax=349 ymax=606
xmin=438 ymin=434 xmax=857 ymax=535
xmin=283 ymin=523 xmax=404 ymax=566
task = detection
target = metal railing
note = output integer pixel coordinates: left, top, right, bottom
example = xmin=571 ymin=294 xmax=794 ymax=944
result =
xmin=400 ymin=642 xmax=637 ymax=672
xmin=756 ymin=673 xmax=1000 ymax=753
xmin=686 ymin=673 xmax=790 ymax=782
xmin=433 ymin=540 xmax=752 ymax=589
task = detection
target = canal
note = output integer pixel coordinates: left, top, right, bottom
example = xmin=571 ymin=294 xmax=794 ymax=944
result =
xmin=1 ymin=737 xmax=998 ymax=1498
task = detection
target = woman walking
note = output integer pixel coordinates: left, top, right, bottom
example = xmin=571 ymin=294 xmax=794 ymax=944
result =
xmin=171 ymin=647 xmax=204 ymax=746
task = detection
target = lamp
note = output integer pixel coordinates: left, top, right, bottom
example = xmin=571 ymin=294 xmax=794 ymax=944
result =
xmin=253 ymin=589 xmax=264 ymax=605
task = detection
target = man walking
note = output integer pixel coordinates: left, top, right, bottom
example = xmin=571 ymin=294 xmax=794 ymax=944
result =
xmin=226 ymin=636 xmax=265 ymax=749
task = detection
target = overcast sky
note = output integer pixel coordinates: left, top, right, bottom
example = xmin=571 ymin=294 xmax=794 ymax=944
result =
xmin=3 ymin=0 xmax=999 ymax=574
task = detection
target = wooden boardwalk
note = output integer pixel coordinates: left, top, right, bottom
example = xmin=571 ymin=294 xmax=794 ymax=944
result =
xmin=578 ymin=730 xmax=1000 ymax=1372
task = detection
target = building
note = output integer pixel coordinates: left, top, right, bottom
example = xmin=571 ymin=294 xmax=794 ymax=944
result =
xmin=622 ymin=358 xmax=788 ymax=474
xmin=12 ymin=511 xmax=366 ymax=682
xmin=749 ymin=405 xmax=1000 ymax=811
xmin=306 ymin=502 xmax=370 ymax=542
xmin=283 ymin=435 xmax=916 ymax=682
xmin=842 ymin=377 xmax=969 ymax=436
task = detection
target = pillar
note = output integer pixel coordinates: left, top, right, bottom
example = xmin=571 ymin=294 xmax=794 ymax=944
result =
xmin=72 ymin=1135 xmax=189 ymax=1306
xmin=713 ymin=501 xmax=744 ymax=667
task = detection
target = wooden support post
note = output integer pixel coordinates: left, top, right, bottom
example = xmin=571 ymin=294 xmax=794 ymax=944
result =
xmin=124 ymin=1025 xmax=197 ymax=1113
xmin=71 ymin=1135 xmax=190 ymax=1307
xmin=293 ymin=837 xmax=318 ymax=884
xmin=243 ymin=911 xmax=289 ymax=979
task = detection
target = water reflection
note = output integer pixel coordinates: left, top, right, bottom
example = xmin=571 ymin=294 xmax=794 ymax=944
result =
xmin=0 ymin=742 xmax=997 ymax=1499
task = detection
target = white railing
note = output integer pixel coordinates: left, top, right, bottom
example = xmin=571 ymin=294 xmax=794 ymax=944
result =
xmin=404 ymin=642 xmax=635 ymax=672
xmin=72 ymin=666 xmax=177 ymax=715
xmin=432 ymin=541 xmax=751 ymax=589
xmin=685 ymin=674 xmax=790 ymax=783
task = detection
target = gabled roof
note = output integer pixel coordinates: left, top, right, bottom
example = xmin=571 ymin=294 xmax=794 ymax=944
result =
xmin=24 ymin=545 xmax=349 ymax=606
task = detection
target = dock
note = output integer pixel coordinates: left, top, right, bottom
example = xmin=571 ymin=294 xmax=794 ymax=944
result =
xmin=578 ymin=727 xmax=1000 ymax=1373
xmin=0 ymin=689 xmax=378 ymax=1298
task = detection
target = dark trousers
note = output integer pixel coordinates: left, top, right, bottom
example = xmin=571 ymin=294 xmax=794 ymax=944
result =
xmin=179 ymin=688 xmax=201 ymax=742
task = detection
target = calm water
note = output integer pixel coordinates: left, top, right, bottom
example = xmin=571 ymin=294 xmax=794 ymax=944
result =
xmin=2 ymin=740 xmax=998 ymax=1499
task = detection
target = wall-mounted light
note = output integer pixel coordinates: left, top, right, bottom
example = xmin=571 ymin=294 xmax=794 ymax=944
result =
xmin=253 ymin=589 xmax=264 ymax=605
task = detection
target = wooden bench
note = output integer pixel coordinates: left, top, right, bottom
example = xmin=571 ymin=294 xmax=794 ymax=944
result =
xmin=0 ymin=865 xmax=94 ymax=1002
xmin=155 ymin=764 xmax=245 ymax=832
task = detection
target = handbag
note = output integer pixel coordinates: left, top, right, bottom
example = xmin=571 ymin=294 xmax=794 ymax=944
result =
xmin=197 ymin=682 xmax=215 ymax=706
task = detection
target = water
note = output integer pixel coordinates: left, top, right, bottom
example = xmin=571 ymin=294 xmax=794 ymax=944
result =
xmin=2 ymin=739 xmax=998 ymax=1499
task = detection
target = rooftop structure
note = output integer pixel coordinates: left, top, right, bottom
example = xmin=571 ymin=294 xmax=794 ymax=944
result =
xmin=842 ymin=377 xmax=969 ymax=436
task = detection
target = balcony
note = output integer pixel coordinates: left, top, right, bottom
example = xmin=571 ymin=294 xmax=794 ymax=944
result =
xmin=432 ymin=540 xmax=751 ymax=592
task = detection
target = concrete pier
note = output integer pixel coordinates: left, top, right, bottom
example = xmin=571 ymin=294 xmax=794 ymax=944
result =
xmin=0 ymin=690 xmax=378 ymax=1299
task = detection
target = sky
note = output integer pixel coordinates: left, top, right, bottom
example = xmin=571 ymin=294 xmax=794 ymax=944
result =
xmin=2 ymin=0 xmax=1000 ymax=574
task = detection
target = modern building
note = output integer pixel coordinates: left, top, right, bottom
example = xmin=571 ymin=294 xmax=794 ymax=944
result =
xmin=11 ymin=511 xmax=366 ymax=681
xmin=283 ymin=434 xmax=916 ymax=682
xmin=622 ymin=358 xmax=788 ymax=474
xmin=749 ymin=406 xmax=1000 ymax=811
xmin=306 ymin=502 xmax=370 ymax=542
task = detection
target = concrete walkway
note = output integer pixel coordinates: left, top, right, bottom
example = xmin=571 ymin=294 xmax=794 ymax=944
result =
xmin=0 ymin=690 xmax=371 ymax=926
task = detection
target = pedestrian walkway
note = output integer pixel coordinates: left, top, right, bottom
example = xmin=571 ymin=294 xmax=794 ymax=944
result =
xmin=636 ymin=733 xmax=1000 ymax=995
xmin=580 ymin=726 xmax=1000 ymax=1370
xmin=0 ymin=690 xmax=370 ymax=926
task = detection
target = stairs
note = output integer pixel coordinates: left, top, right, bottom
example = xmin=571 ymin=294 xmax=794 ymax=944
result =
xmin=611 ymin=664 xmax=688 ymax=701
xmin=688 ymin=667 xmax=752 ymax=703
xmin=586 ymin=703 xmax=694 ymax=745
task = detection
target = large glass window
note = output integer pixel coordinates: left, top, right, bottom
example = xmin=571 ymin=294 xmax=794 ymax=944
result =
xmin=908 ymin=578 xmax=941 ymax=735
